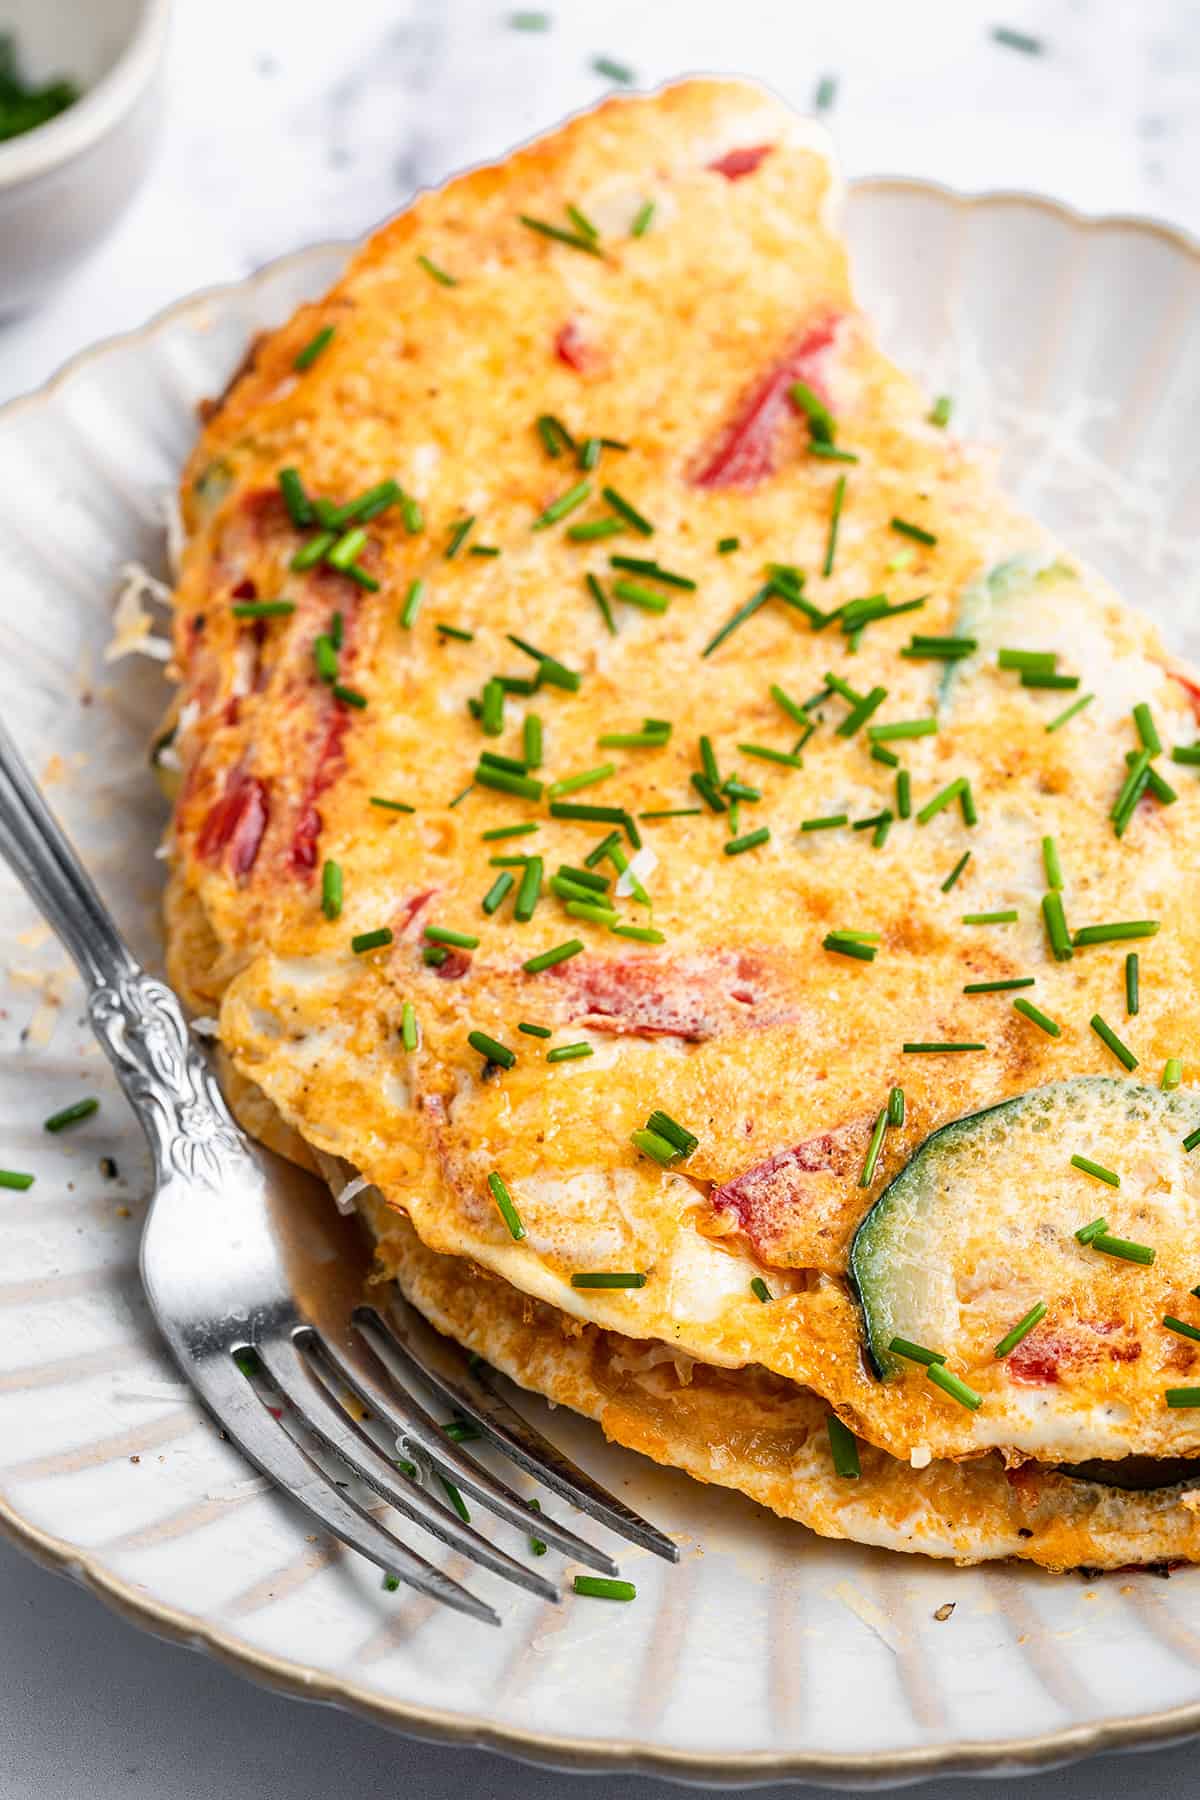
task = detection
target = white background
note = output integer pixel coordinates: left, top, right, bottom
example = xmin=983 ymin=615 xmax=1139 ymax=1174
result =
xmin=2 ymin=0 xmax=1200 ymax=1793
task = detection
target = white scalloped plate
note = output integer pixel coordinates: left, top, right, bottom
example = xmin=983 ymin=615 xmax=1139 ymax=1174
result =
xmin=1 ymin=181 xmax=1200 ymax=1788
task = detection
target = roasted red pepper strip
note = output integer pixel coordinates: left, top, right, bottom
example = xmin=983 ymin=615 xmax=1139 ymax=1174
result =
xmin=693 ymin=315 xmax=842 ymax=489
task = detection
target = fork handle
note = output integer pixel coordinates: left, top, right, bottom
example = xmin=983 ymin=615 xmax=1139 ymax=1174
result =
xmin=0 ymin=717 xmax=241 ymax=1186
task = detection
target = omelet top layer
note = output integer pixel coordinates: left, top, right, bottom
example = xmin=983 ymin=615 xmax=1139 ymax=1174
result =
xmin=165 ymin=79 xmax=1200 ymax=1473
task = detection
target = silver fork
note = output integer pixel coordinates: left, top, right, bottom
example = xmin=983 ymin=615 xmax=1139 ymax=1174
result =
xmin=0 ymin=718 xmax=677 ymax=1624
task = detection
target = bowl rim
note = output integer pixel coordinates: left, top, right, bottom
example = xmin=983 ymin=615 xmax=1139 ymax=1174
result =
xmin=0 ymin=0 xmax=171 ymax=192
xmin=3 ymin=182 xmax=1200 ymax=1784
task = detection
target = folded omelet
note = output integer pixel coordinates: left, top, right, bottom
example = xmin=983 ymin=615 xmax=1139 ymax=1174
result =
xmin=164 ymin=78 xmax=1200 ymax=1566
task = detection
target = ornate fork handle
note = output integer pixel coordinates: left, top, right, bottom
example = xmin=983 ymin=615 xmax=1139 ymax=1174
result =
xmin=0 ymin=716 xmax=240 ymax=1188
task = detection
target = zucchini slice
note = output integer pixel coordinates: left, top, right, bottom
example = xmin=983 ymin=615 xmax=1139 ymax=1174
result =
xmin=850 ymin=1077 xmax=1200 ymax=1383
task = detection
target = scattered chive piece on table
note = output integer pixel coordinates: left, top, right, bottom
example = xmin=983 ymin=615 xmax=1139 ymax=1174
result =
xmin=940 ymin=850 xmax=971 ymax=893
xmin=822 ymin=474 xmax=846 ymax=577
xmin=1126 ymin=951 xmax=1140 ymax=1016
xmin=518 ymin=214 xmax=604 ymax=256
xmin=570 ymin=1272 xmax=647 ymax=1290
xmin=401 ymin=1002 xmax=419 ymax=1052
xmin=964 ymin=976 xmax=1035 ymax=993
xmin=750 ymin=1276 xmax=773 ymax=1304
xmin=992 ymin=25 xmax=1043 ymax=52
xmin=523 ymin=939 xmax=583 ymax=973
xmin=294 ymin=325 xmax=334 ymax=371
xmin=591 ymin=55 xmax=634 ymax=83
xmin=826 ymin=1414 xmax=861 ymax=1479
xmin=42 ymin=1098 xmax=98 ymax=1134
xmin=1162 ymin=1057 xmax=1183 ymax=1091
xmin=417 ymin=253 xmax=457 ymax=287
xmin=0 ymin=1170 xmax=34 ymax=1190
xmin=1090 ymin=1232 xmax=1155 ymax=1266
xmin=962 ymin=910 xmax=1018 ymax=925
xmin=573 ymin=1576 xmax=637 ymax=1601
xmin=902 ymin=1042 xmax=986 ymax=1054
xmin=858 ymin=1107 xmax=889 ymax=1187
xmin=468 ymin=1029 xmax=515 ymax=1069
xmin=1046 ymin=692 xmax=1094 ymax=733
xmin=321 ymin=859 xmax=343 ymax=920
xmin=1012 ymin=997 xmax=1061 ymax=1037
xmin=993 ymin=1301 xmax=1047 ymax=1360
xmin=926 ymin=1363 xmax=982 ymax=1411
xmin=929 ymin=395 xmax=953 ymax=428
xmin=631 ymin=199 xmax=655 ymax=236
xmin=889 ymin=1337 xmax=947 ymax=1367
xmin=351 ymin=928 xmax=393 ymax=954
xmin=1071 ymin=1153 xmax=1119 ymax=1186
xmin=1090 ymin=1012 xmax=1138 ymax=1070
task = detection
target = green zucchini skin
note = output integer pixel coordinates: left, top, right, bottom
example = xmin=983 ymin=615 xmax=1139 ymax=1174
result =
xmin=849 ymin=1076 xmax=1200 ymax=1384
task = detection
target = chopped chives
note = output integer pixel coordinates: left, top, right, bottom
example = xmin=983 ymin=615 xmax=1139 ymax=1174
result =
xmin=518 ymin=1021 xmax=551 ymax=1038
xmin=1046 ymin=692 xmax=1095 ymax=732
xmin=929 ymin=395 xmax=953 ymax=428
xmin=601 ymin=486 xmax=653 ymax=535
xmin=769 ymin=684 xmax=808 ymax=728
xmin=916 ymin=777 xmax=966 ymax=824
xmin=548 ymin=1042 xmax=594 ymax=1062
xmin=1073 ymin=920 xmax=1159 ymax=945
xmin=597 ymin=726 xmax=672 ymax=749
xmin=902 ymin=1042 xmax=985 ymax=1053
xmin=701 ymin=586 xmax=772 ymax=657
xmin=1165 ymin=1317 xmax=1200 ymax=1344
xmin=571 ymin=1272 xmax=647 ymax=1289
xmin=1126 ymin=951 xmax=1140 ymax=1016
xmin=889 ymin=1337 xmax=947 ymax=1367
xmin=43 ymin=1097 xmax=99 ymax=1134
xmin=584 ymin=571 xmax=618 ymax=634
xmin=1012 ymin=998 xmax=1061 ymax=1037
xmin=470 ymin=544 xmax=501 ymax=558
xmin=1021 ymin=671 xmax=1079 ymax=690
xmin=901 ymin=635 xmax=976 ymax=661
xmin=514 ymin=857 xmax=544 ymax=921
xmin=1071 ymin=1153 xmax=1119 ymax=1187
xmin=1133 ymin=701 xmax=1161 ymax=754
xmin=564 ymin=899 xmax=619 ymax=926
xmin=573 ymin=1576 xmax=637 ymax=1601
xmin=532 ymin=480 xmax=591 ymax=530
xmin=1185 ymin=1126 xmax=1200 ymax=1154
xmin=321 ymin=859 xmax=343 ymax=921
xmin=725 ymin=826 xmax=770 ymax=856
xmin=584 ymin=830 xmax=622 ymax=866
xmin=809 ymin=443 xmax=859 ymax=464
xmin=823 ymin=933 xmax=876 ymax=962
xmin=536 ymin=414 xmax=573 ymax=457
xmin=858 ymin=1107 xmax=889 ymax=1186
xmin=738 ymin=743 xmax=803 ymax=768
xmin=1042 ymin=836 xmax=1063 ymax=891
xmin=962 ymin=910 xmax=1018 ymax=925
xmin=789 ymin=380 xmax=835 ymax=444
xmin=631 ymin=1127 xmax=681 ymax=1165
xmin=1127 ymin=750 xmax=1177 ymax=806
xmin=481 ymin=872 xmax=514 ymax=915
xmin=1042 ymin=891 xmax=1073 ymax=961
xmin=550 ymin=802 xmax=640 ymax=847
xmin=640 ymin=808 xmax=701 ymax=821
xmin=1171 ymin=744 xmax=1200 ymax=766
xmin=369 ymin=793 xmax=416 ymax=812
xmin=1091 ymin=1232 xmax=1155 ymax=1266
xmin=826 ymin=1415 xmax=861 ymax=1479
xmin=399 ymin=579 xmax=424 ymax=629
xmin=480 ymin=678 xmax=505 ymax=737
xmin=993 ymin=1301 xmax=1047 ymax=1360
xmin=1090 ymin=1013 xmax=1138 ymax=1070
xmin=547 ymin=763 xmax=616 ymax=798
xmin=1112 ymin=748 xmax=1152 ymax=836
xmin=631 ymin=199 xmax=655 ymax=236
xmin=822 ymin=474 xmax=846 ymax=577
xmin=612 ymin=923 xmax=666 ymax=943
xmin=868 ymin=717 xmax=937 ymax=742
xmin=468 ymin=1030 xmax=515 ymax=1069
xmin=836 ymin=686 xmax=888 ymax=738
xmin=474 ymin=765 xmax=543 ymax=800
xmin=565 ymin=202 xmax=599 ymax=240
xmin=1166 ymin=1389 xmax=1200 ymax=1408
xmin=436 ymin=623 xmax=474 ymax=642
xmin=609 ymin=556 xmax=696 ymax=590
xmin=444 ymin=515 xmax=475 ymax=559
xmin=750 ymin=1276 xmax=773 ymax=1304
xmin=424 ymin=945 xmax=449 ymax=966
xmin=425 ymin=926 xmax=480 ymax=948
xmin=332 ymin=684 xmax=367 ymax=709
xmin=896 ymin=770 xmax=912 ymax=821
xmin=232 ymin=597 xmax=294 ymax=620
xmin=518 ymin=213 xmax=604 ymax=256
xmin=292 ymin=531 xmax=336 ymax=571
xmin=718 ymin=536 xmax=740 ymax=554
xmin=569 ymin=517 xmax=624 ymax=542
xmin=351 ymin=928 xmax=393 ymax=954
xmin=326 ymin=525 xmax=367 ymax=570
xmin=964 ymin=976 xmax=1035 ymax=993
xmin=294 ymin=325 xmax=334 ymax=371
xmin=888 ymin=1086 xmax=905 ymax=1126
xmin=940 ymin=850 xmax=971 ymax=893
xmin=1162 ymin=1057 xmax=1183 ymax=1091
xmin=997 ymin=648 xmax=1056 ymax=673
xmin=890 ymin=516 xmax=937 ymax=546
xmin=612 ymin=578 xmax=670 ymax=613
xmin=523 ymin=713 xmax=543 ymax=769
xmin=926 ymin=1364 xmax=982 ymax=1410
xmin=523 ymin=939 xmax=584 ymax=973
xmin=278 ymin=467 xmax=313 ymax=527
xmin=1075 ymin=1216 xmax=1108 ymax=1245
xmin=507 ymin=633 xmax=582 ymax=691
xmin=401 ymin=1002 xmax=419 ymax=1052
xmin=487 ymin=1171 xmax=525 ymax=1241
xmin=803 ymin=815 xmax=849 ymax=833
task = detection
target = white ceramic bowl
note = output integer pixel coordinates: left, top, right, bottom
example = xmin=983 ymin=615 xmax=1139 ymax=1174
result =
xmin=0 ymin=0 xmax=170 ymax=316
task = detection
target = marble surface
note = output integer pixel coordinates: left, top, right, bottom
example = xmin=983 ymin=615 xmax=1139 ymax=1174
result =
xmin=2 ymin=0 xmax=1200 ymax=1792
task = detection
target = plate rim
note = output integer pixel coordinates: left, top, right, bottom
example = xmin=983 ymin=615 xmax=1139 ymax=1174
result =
xmin=4 ymin=180 xmax=1200 ymax=1785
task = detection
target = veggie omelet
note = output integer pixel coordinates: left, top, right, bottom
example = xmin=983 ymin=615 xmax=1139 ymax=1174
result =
xmin=164 ymin=78 xmax=1200 ymax=1561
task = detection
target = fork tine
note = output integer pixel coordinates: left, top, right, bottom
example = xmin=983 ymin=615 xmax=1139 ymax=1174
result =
xmin=324 ymin=1313 xmax=619 ymax=1577
xmin=256 ymin=1327 xmax=561 ymax=1603
xmin=362 ymin=1299 xmax=680 ymax=1563
xmin=184 ymin=1346 xmax=499 ymax=1624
